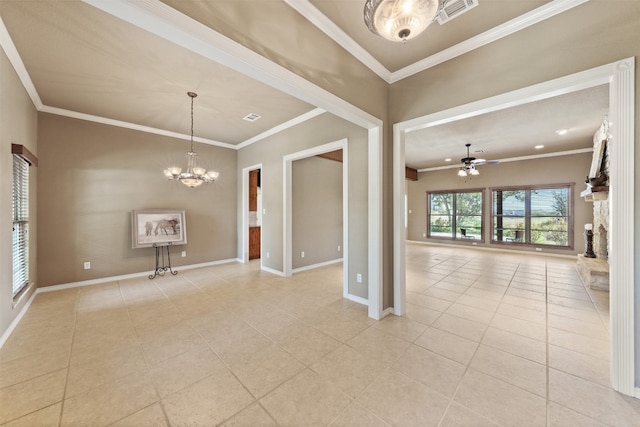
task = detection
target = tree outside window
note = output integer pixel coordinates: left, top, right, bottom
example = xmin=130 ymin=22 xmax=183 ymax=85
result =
xmin=428 ymin=190 xmax=483 ymax=240
xmin=492 ymin=185 xmax=571 ymax=247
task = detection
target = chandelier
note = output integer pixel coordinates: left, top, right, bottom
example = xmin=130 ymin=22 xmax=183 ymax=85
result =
xmin=364 ymin=0 xmax=442 ymax=43
xmin=164 ymin=92 xmax=219 ymax=188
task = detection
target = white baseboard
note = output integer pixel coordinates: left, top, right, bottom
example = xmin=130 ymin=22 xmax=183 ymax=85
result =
xmin=291 ymin=258 xmax=343 ymax=274
xmin=344 ymin=293 xmax=368 ymax=306
xmin=1 ymin=257 xmax=240 ymax=349
xmin=38 ymin=258 xmax=240 ymax=294
xmin=0 ymin=291 xmax=37 ymax=349
xmin=381 ymin=307 xmax=394 ymax=318
xmin=261 ymin=265 xmax=286 ymax=277
xmin=406 ymin=240 xmax=577 ymax=259
xmin=635 ymin=387 xmax=640 ymax=399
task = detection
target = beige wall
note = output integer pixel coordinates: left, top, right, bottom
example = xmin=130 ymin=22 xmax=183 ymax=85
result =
xmin=36 ymin=113 xmax=237 ymax=287
xmin=292 ymin=156 xmax=342 ymax=269
xmin=238 ymin=113 xmax=369 ymax=299
xmin=0 ymin=49 xmax=38 ymax=334
xmin=407 ymin=153 xmax=593 ymax=255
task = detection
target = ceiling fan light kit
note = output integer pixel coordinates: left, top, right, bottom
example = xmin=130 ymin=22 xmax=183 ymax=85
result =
xmin=364 ymin=0 xmax=442 ymax=43
xmin=458 ymin=143 xmax=498 ymax=177
xmin=164 ymin=92 xmax=220 ymax=188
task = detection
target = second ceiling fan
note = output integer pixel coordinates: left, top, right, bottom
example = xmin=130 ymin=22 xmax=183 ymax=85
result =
xmin=458 ymin=143 xmax=499 ymax=177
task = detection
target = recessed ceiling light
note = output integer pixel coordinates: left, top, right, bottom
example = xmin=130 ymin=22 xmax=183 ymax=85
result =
xmin=555 ymin=129 xmax=569 ymax=135
xmin=535 ymin=145 xmax=544 ymax=149
xmin=243 ymin=113 xmax=261 ymax=122
xmin=444 ymin=158 xmax=452 ymax=162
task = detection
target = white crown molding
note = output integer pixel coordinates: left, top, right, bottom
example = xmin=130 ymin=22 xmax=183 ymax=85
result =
xmin=40 ymin=105 xmax=236 ymax=149
xmin=236 ymin=107 xmax=326 ymax=149
xmin=0 ymin=17 xmax=43 ymax=110
xmin=403 ymin=58 xmax=615 ymax=134
xmin=82 ymin=0 xmax=381 ymax=130
xmin=391 ymin=0 xmax=590 ymax=83
xmin=283 ymin=0 xmax=392 ymax=82
xmin=0 ymin=12 xmax=327 ymax=151
xmin=417 ymin=148 xmax=593 ymax=172
xmin=283 ymin=0 xmax=590 ymax=84
xmin=41 ymin=104 xmax=326 ymax=151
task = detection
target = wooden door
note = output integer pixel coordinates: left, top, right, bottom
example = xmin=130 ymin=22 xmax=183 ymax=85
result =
xmin=249 ymin=227 xmax=261 ymax=260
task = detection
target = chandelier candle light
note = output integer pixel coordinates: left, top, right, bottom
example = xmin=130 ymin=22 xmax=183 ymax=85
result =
xmin=364 ymin=0 xmax=443 ymax=43
xmin=164 ymin=92 xmax=219 ymax=188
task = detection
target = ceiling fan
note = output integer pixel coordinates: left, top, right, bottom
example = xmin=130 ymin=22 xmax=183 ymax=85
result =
xmin=458 ymin=143 xmax=499 ymax=177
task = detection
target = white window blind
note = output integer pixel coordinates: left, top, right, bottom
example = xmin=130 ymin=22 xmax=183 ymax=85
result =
xmin=13 ymin=154 xmax=29 ymax=296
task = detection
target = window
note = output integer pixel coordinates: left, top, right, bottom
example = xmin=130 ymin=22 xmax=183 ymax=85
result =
xmin=492 ymin=185 xmax=572 ymax=247
xmin=12 ymin=144 xmax=37 ymax=298
xmin=427 ymin=190 xmax=483 ymax=240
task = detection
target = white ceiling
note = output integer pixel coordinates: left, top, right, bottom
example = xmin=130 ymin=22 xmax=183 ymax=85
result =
xmin=0 ymin=0 xmax=603 ymax=165
xmin=406 ymin=84 xmax=608 ymax=170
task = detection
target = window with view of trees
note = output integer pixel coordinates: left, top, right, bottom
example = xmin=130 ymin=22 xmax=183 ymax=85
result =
xmin=492 ymin=185 xmax=572 ymax=247
xmin=427 ymin=190 xmax=483 ymax=240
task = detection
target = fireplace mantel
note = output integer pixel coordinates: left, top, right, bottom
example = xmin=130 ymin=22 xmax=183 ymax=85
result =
xmin=580 ymin=185 xmax=609 ymax=202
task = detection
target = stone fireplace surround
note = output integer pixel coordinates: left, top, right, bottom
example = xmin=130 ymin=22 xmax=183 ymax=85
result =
xmin=577 ymin=119 xmax=609 ymax=291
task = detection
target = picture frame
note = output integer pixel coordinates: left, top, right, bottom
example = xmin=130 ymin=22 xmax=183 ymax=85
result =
xmin=131 ymin=209 xmax=187 ymax=248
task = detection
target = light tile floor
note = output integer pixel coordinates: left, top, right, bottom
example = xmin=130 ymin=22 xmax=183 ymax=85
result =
xmin=1 ymin=243 xmax=640 ymax=426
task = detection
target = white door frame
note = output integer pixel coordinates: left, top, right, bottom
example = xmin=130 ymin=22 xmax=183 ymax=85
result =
xmin=393 ymin=58 xmax=636 ymax=395
xmin=283 ymin=139 xmax=350 ymax=301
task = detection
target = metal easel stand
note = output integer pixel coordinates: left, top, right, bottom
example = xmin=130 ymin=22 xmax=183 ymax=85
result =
xmin=149 ymin=243 xmax=178 ymax=279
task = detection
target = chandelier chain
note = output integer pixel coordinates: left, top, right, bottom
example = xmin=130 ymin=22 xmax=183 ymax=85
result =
xmin=189 ymin=91 xmax=196 ymax=153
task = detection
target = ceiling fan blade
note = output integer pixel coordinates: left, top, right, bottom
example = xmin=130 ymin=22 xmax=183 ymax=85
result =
xmin=473 ymin=160 xmax=500 ymax=165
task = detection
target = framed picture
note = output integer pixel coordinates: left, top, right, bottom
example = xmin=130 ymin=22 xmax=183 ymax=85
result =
xmin=131 ymin=209 xmax=187 ymax=248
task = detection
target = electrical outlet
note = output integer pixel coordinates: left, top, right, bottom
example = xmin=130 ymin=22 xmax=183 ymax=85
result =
xmin=337 ymin=245 xmax=341 ymax=252
xmin=181 ymin=251 xmax=186 ymax=257
xmin=472 ymin=242 xmax=478 ymax=246
xmin=301 ymin=251 xmax=305 ymax=258
xmin=83 ymin=262 xmax=91 ymax=270
xmin=422 ymin=233 xmax=426 ymax=237
xmin=266 ymin=252 xmax=270 ymax=259
xmin=356 ymin=273 xmax=362 ymax=283
xmin=535 ymin=248 xmax=542 ymax=252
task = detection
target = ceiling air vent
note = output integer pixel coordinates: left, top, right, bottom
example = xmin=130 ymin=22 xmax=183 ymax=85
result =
xmin=436 ymin=0 xmax=479 ymax=25
xmin=243 ymin=113 xmax=261 ymax=122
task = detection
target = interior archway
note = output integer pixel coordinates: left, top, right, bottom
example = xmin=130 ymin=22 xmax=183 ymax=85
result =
xmin=392 ymin=58 xmax=636 ymax=395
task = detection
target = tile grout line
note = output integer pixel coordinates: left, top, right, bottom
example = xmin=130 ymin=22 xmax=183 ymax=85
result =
xmin=545 ymin=257 xmax=550 ymax=427
xmin=174 ymin=271 xmax=296 ymax=425
xmin=435 ymin=252 xmax=519 ymax=427
xmin=146 ymin=274 xmax=262 ymax=425
xmin=116 ymin=279 xmax=173 ymax=427
xmin=57 ymin=287 xmax=81 ymax=427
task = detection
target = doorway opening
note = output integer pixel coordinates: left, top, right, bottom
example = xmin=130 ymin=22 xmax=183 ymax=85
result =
xmin=248 ymin=168 xmax=261 ymax=260
xmin=241 ymin=163 xmax=263 ymax=265
xmin=283 ymin=139 xmax=350 ymax=302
